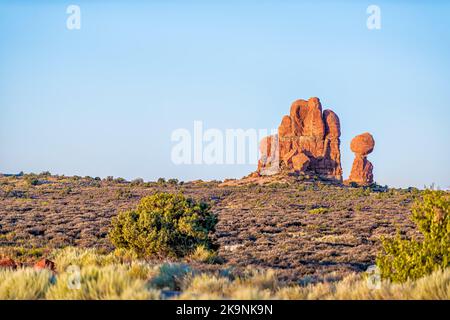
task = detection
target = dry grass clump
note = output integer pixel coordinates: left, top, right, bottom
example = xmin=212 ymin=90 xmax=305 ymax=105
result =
xmin=0 ymin=246 xmax=448 ymax=300
xmin=46 ymin=264 xmax=160 ymax=300
xmin=179 ymin=268 xmax=450 ymax=300
xmin=49 ymin=247 xmax=119 ymax=273
xmin=188 ymin=245 xmax=222 ymax=264
xmin=0 ymin=248 xmax=161 ymax=300
xmin=48 ymin=247 xmax=145 ymax=273
xmin=0 ymin=268 xmax=54 ymax=299
xmin=150 ymin=263 xmax=191 ymax=290
xmin=179 ymin=268 xmax=279 ymax=300
xmin=277 ymin=267 xmax=450 ymax=300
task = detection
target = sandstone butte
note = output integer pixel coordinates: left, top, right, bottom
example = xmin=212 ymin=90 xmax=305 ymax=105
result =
xmin=254 ymin=97 xmax=343 ymax=181
xmin=253 ymin=97 xmax=375 ymax=186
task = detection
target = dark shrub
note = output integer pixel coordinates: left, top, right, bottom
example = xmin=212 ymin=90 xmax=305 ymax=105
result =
xmin=109 ymin=192 xmax=218 ymax=258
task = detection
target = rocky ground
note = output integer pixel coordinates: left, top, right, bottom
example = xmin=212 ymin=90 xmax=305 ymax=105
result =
xmin=0 ymin=173 xmax=420 ymax=282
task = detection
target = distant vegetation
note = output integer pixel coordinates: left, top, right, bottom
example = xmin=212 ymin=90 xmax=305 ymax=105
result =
xmin=1 ymin=172 xmax=449 ymax=299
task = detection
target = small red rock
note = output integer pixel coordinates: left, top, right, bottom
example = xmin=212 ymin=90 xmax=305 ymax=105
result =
xmin=0 ymin=258 xmax=17 ymax=269
xmin=34 ymin=258 xmax=56 ymax=272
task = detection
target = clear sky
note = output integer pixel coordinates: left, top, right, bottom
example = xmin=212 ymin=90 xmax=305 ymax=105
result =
xmin=0 ymin=0 xmax=449 ymax=188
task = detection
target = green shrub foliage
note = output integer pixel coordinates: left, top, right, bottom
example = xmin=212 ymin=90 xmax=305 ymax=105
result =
xmin=109 ymin=193 xmax=218 ymax=258
xmin=377 ymin=190 xmax=449 ymax=282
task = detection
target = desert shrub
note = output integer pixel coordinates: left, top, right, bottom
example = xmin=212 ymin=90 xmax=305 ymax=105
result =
xmin=116 ymin=188 xmax=133 ymax=200
xmin=108 ymin=192 xmax=218 ymax=258
xmin=110 ymin=247 xmax=139 ymax=263
xmin=157 ymin=177 xmax=166 ymax=184
xmin=49 ymin=247 xmax=120 ymax=272
xmin=0 ymin=246 xmax=45 ymax=261
xmin=60 ymin=186 xmax=72 ymax=195
xmin=180 ymin=268 xmax=450 ymax=300
xmin=150 ymin=263 xmax=191 ymax=290
xmin=131 ymin=178 xmax=144 ymax=186
xmin=25 ymin=176 xmax=39 ymax=187
xmin=188 ymin=245 xmax=222 ymax=264
xmin=46 ymin=265 xmax=160 ymax=300
xmin=0 ymin=268 xmax=54 ymax=299
xmin=167 ymin=178 xmax=179 ymax=185
xmin=180 ymin=268 xmax=278 ymax=300
xmin=179 ymin=273 xmax=231 ymax=299
xmin=377 ymin=190 xmax=449 ymax=282
xmin=127 ymin=261 xmax=159 ymax=280
xmin=267 ymin=182 xmax=289 ymax=189
xmin=238 ymin=269 xmax=279 ymax=291
xmin=308 ymin=207 xmax=329 ymax=215
xmin=349 ymin=181 xmax=358 ymax=188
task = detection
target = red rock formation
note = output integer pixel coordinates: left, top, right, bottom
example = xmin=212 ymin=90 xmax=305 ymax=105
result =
xmin=257 ymin=97 xmax=342 ymax=180
xmin=0 ymin=258 xmax=17 ymax=269
xmin=257 ymin=134 xmax=279 ymax=175
xmin=347 ymin=132 xmax=375 ymax=185
xmin=34 ymin=258 xmax=56 ymax=272
xmin=292 ymin=152 xmax=310 ymax=171
xmin=350 ymin=132 xmax=375 ymax=156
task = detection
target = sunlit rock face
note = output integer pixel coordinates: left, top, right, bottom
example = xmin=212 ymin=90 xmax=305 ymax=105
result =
xmin=347 ymin=132 xmax=375 ymax=185
xmin=256 ymin=97 xmax=342 ymax=181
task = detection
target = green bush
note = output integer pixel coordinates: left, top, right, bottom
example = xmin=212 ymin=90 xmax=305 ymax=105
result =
xmin=108 ymin=192 xmax=218 ymax=258
xmin=377 ymin=190 xmax=449 ymax=282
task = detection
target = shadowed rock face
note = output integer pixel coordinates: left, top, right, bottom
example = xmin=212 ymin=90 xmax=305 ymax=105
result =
xmin=257 ymin=97 xmax=342 ymax=181
xmin=347 ymin=132 xmax=375 ymax=185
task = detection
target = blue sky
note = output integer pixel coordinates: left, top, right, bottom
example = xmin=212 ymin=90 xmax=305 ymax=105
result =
xmin=0 ymin=0 xmax=449 ymax=188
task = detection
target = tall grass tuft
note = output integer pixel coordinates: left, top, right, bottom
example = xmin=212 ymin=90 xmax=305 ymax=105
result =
xmin=46 ymin=265 xmax=160 ymax=300
xmin=0 ymin=268 xmax=54 ymax=300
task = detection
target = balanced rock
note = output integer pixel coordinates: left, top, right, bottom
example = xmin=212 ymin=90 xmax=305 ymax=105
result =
xmin=347 ymin=132 xmax=375 ymax=185
xmin=350 ymin=132 xmax=375 ymax=156
xmin=257 ymin=97 xmax=342 ymax=181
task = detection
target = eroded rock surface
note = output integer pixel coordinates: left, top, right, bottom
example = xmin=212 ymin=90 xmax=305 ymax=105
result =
xmin=347 ymin=132 xmax=375 ymax=185
xmin=257 ymin=97 xmax=342 ymax=181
